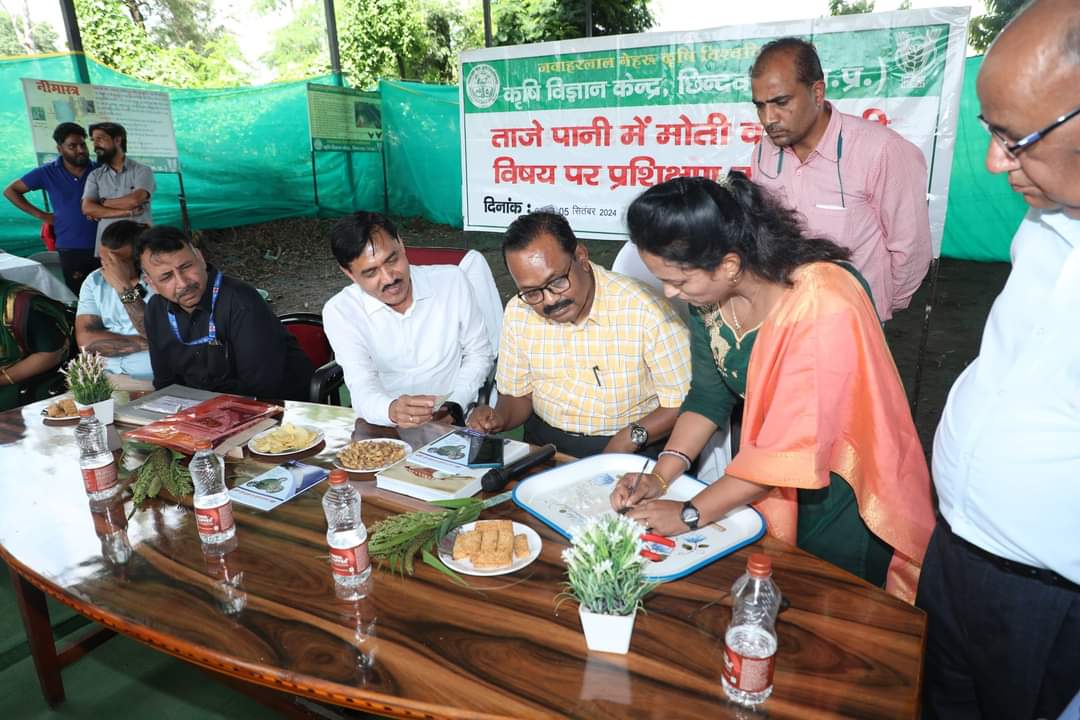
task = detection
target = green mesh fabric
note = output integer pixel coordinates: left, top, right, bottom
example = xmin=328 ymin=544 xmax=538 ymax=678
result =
xmin=0 ymin=54 xmax=1023 ymax=262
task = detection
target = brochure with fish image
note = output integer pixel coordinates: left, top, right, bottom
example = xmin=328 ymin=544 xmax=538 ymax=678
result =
xmin=415 ymin=430 xmax=531 ymax=469
xmin=229 ymin=461 xmax=329 ymax=511
xmin=375 ymin=453 xmax=486 ymax=502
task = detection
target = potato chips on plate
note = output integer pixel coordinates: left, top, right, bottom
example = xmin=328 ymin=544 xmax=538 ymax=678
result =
xmin=248 ymin=423 xmax=323 ymax=456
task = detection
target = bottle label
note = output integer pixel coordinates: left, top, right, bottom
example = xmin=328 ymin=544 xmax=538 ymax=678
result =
xmin=82 ymin=462 xmax=117 ymax=493
xmin=196 ymin=502 xmax=235 ymax=537
xmin=722 ymin=643 xmax=775 ymax=693
xmin=329 ymin=542 xmax=370 ymax=577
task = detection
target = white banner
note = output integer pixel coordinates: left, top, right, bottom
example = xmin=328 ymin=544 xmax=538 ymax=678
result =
xmin=21 ymin=78 xmax=180 ymax=173
xmin=460 ymin=7 xmax=970 ymax=257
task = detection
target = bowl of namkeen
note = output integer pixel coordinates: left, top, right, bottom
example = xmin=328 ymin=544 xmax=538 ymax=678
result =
xmin=42 ymin=398 xmax=79 ymax=425
xmin=248 ymin=423 xmax=324 ymax=456
xmin=334 ymin=438 xmax=411 ymax=473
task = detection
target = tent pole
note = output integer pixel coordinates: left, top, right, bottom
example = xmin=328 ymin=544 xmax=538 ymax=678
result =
xmin=323 ymin=0 xmax=343 ymax=86
xmin=483 ymin=0 xmax=493 ymax=47
xmin=58 ymin=0 xmax=91 ymax=83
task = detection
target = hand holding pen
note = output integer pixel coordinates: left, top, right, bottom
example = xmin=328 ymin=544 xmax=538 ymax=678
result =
xmin=611 ymin=457 xmax=664 ymax=513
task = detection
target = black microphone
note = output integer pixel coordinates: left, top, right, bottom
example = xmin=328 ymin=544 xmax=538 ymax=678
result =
xmin=481 ymin=443 xmax=557 ymax=492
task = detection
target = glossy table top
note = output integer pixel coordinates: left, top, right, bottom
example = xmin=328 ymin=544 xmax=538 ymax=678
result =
xmin=0 ymin=398 xmax=926 ymax=719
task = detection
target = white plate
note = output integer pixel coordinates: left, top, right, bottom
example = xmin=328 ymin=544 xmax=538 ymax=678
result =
xmin=333 ymin=438 xmax=413 ymax=473
xmin=437 ymin=521 xmax=542 ymax=577
xmin=247 ymin=424 xmax=324 ymax=457
xmin=512 ymin=453 xmax=765 ymax=583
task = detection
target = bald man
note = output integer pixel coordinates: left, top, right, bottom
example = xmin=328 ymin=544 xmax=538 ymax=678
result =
xmin=917 ymin=1 xmax=1080 ymax=717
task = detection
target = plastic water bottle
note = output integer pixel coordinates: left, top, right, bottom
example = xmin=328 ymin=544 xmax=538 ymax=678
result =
xmin=189 ymin=439 xmax=236 ymax=545
xmin=322 ymin=469 xmax=371 ymax=588
xmin=75 ymin=407 xmax=121 ymax=503
xmin=722 ymin=553 xmax=782 ymax=706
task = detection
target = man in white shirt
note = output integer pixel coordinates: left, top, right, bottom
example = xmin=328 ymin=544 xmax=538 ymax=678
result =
xmin=322 ymin=212 xmax=494 ymax=428
xmin=917 ymin=2 xmax=1080 ymax=717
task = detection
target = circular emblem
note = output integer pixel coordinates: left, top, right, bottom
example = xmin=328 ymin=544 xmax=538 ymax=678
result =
xmin=466 ymin=64 xmax=501 ymax=109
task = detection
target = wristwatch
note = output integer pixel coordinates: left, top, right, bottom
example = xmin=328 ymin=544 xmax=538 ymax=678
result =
xmin=629 ymin=422 xmax=649 ymax=450
xmin=118 ymin=284 xmax=145 ymax=305
xmin=680 ymin=500 xmax=701 ymax=531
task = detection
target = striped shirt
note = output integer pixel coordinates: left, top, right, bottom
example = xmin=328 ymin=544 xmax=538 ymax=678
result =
xmin=496 ymin=265 xmax=691 ymax=435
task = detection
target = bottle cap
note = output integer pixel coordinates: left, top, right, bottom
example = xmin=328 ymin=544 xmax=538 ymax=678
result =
xmin=194 ymin=439 xmax=212 ymax=450
xmin=328 ymin=469 xmax=348 ymax=485
xmin=78 ymin=407 xmax=94 ymax=417
xmin=747 ymin=553 xmax=772 ymax=577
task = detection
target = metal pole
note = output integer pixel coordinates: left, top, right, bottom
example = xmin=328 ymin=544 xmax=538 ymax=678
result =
xmin=585 ymin=0 xmax=593 ymax=38
xmin=483 ymin=0 xmax=493 ymax=47
xmin=58 ymin=0 xmax=91 ymax=83
xmin=380 ymin=146 xmax=389 ymax=215
xmin=311 ymin=150 xmax=320 ymax=208
xmin=909 ymin=257 xmax=941 ymax=421
xmin=175 ymin=171 xmax=192 ymax=237
xmin=323 ymin=0 xmax=343 ymax=86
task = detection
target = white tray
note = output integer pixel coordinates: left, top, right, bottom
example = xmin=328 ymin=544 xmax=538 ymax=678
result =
xmin=512 ymin=453 xmax=765 ymax=583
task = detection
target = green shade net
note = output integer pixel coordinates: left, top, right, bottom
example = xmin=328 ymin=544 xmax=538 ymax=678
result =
xmin=0 ymin=54 xmax=1026 ymax=262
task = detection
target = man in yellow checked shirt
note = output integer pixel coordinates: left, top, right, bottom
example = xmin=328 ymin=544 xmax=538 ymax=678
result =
xmin=468 ymin=211 xmax=691 ymax=458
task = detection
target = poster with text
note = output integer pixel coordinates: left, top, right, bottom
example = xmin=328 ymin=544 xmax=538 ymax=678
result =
xmin=307 ymin=84 xmax=383 ymax=153
xmin=21 ymin=78 xmax=180 ymax=173
xmin=460 ymin=7 xmax=969 ymax=255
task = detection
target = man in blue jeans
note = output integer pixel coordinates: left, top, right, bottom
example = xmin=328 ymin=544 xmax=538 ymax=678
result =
xmin=3 ymin=122 xmax=99 ymax=294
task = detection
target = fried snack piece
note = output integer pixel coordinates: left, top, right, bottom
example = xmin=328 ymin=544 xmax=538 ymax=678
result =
xmin=252 ymin=423 xmax=316 ymax=453
xmin=46 ymin=398 xmax=78 ymax=418
xmin=513 ymin=534 xmax=529 ymax=559
xmin=473 ymin=526 xmax=510 ymax=569
xmin=452 ymin=529 xmax=482 ymax=561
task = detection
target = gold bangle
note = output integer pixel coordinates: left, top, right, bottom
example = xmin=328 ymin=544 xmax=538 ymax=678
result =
xmin=0 ymin=367 xmax=13 ymax=386
xmin=653 ymin=471 xmax=669 ymax=493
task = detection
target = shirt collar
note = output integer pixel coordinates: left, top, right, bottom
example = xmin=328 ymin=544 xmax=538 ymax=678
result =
xmin=358 ymin=266 xmax=430 ymax=317
xmin=812 ymin=102 xmax=844 ymax=163
xmin=1039 ymin=209 xmax=1080 ymax=249
xmin=583 ymin=264 xmax=609 ymax=325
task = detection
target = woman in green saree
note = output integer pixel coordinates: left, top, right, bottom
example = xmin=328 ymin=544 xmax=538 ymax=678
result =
xmin=0 ymin=279 xmax=71 ymax=412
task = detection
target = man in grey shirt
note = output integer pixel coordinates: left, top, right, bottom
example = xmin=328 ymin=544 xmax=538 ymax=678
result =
xmin=81 ymin=122 xmax=155 ymax=253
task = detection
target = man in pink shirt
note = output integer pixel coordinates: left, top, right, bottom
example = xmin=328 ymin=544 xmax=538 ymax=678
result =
xmin=749 ymin=38 xmax=931 ymax=322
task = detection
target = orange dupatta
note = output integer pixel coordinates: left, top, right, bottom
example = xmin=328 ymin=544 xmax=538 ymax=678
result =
xmin=724 ymin=263 xmax=934 ymax=603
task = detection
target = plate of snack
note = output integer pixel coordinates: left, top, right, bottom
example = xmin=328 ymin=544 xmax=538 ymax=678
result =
xmin=438 ymin=519 xmax=542 ymax=577
xmin=334 ymin=438 xmax=412 ymax=473
xmin=248 ymin=423 xmax=324 ymax=456
xmin=41 ymin=398 xmax=79 ymax=425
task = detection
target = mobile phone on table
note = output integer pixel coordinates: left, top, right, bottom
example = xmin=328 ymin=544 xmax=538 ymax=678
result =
xmin=463 ymin=429 xmax=505 ymax=468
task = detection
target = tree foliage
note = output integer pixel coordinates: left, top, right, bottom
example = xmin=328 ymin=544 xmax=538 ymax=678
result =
xmin=969 ymin=0 xmax=1024 ymax=53
xmin=260 ymin=0 xmax=330 ymax=81
xmin=493 ymin=0 xmax=654 ymax=46
xmin=74 ymin=0 xmax=250 ymax=87
xmin=829 ymin=0 xmax=875 ymax=16
xmin=0 ymin=9 xmax=58 ymax=56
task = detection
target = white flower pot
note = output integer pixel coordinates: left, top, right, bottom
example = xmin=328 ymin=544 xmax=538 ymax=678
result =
xmin=579 ymin=606 xmax=637 ymax=655
xmin=75 ymin=398 xmax=114 ymax=425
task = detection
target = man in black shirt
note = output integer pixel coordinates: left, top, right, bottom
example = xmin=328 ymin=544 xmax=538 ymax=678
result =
xmin=138 ymin=226 xmax=313 ymax=400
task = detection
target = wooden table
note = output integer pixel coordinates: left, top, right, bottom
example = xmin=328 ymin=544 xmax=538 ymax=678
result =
xmin=0 ymin=399 xmax=926 ymax=719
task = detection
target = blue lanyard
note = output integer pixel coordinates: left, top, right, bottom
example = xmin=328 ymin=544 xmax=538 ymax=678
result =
xmin=167 ymin=271 xmax=222 ymax=346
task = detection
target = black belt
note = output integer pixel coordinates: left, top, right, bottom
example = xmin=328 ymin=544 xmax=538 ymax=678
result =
xmin=941 ymin=519 xmax=1080 ymax=593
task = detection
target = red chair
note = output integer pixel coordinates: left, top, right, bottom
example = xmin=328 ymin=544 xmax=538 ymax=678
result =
xmin=278 ymin=312 xmax=345 ymax=405
xmin=404 ymin=246 xmax=467 ymax=266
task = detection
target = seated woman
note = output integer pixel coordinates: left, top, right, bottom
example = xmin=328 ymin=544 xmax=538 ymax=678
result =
xmin=610 ymin=173 xmax=934 ymax=602
xmin=0 ymin=280 xmax=71 ymax=412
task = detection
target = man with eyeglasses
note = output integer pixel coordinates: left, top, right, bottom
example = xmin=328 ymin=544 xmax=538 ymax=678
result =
xmin=917 ymin=1 xmax=1080 ymax=717
xmin=3 ymin=122 xmax=99 ymax=294
xmin=468 ymin=211 xmax=691 ymax=458
xmin=138 ymin=226 xmax=313 ymax=401
xmin=748 ymin=38 xmax=931 ymax=322
xmin=322 ymin=212 xmax=494 ymax=428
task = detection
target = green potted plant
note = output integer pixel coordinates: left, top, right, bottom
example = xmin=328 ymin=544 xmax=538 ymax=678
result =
xmin=559 ymin=514 xmax=657 ymax=654
xmin=62 ymin=351 xmax=114 ymax=424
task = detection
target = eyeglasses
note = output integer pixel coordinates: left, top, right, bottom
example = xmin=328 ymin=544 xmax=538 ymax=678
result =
xmin=516 ymin=259 xmax=574 ymax=305
xmin=978 ymin=106 xmax=1080 ymax=159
